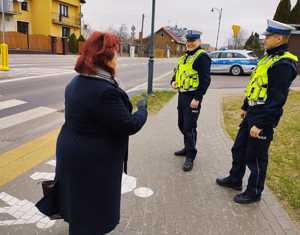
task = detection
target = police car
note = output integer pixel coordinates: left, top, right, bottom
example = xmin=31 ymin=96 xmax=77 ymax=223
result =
xmin=209 ymin=50 xmax=258 ymax=76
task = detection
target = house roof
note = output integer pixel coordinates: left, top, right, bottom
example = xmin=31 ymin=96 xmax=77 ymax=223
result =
xmin=162 ymin=26 xmax=187 ymax=45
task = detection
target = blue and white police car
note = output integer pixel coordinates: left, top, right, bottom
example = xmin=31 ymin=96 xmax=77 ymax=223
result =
xmin=209 ymin=50 xmax=258 ymax=76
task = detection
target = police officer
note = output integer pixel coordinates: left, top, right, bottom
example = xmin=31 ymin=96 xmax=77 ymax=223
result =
xmin=216 ymin=20 xmax=299 ymax=204
xmin=171 ymin=30 xmax=211 ymax=172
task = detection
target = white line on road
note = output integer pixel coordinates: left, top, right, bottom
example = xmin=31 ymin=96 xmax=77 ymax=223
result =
xmin=0 ymin=107 xmax=57 ymax=130
xmin=0 ymin=99 xmax=27 ymax=111
xmin=0 ymin=71 xmax=76 ymax=84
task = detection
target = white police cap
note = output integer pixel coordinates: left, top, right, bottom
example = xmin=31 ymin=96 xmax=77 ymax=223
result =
xmin=262 ymin=19 xmax=295 ymax=36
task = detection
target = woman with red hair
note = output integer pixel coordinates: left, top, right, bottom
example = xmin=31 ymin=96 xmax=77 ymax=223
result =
xmin=54 ymin=32 xmax=147 ymax=234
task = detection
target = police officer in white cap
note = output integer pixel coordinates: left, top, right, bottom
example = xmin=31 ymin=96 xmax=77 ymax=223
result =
xmin=171 ymin=30 xmax=211 ymax=171
xmin=216 ymin=19 xmax=299 ymax=204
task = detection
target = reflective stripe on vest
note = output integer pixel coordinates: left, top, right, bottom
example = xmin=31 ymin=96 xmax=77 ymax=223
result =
xmin=175 ymin=49 xmax=205 ymax=90
xmin=245 ymin=52 xmax=298 ymax=103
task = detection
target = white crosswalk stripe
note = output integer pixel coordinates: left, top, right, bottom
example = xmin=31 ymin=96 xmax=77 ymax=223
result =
xmin=0 ymin=99 xmax=27 ymax=111
xmin=0 ymin=106 xmax=57 ymax=130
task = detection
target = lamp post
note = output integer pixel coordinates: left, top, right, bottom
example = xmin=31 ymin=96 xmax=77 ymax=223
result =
xmin=211 ymin=7 xmax=222 ymax=50
xmin=147 ymin=0 xmax=156 ymax=96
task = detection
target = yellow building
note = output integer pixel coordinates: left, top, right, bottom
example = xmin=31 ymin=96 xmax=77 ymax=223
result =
xmin=11 ymin=0 xmax=85 ymax=38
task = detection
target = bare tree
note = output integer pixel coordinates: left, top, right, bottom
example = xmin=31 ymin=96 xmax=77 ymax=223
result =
xmin=227 ymin=28 xmax=248 ymax=49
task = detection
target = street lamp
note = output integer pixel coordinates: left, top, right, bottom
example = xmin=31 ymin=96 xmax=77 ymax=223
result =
xmin=147 ymin=0 xmax=156 ymax=96
xmin=211 ymin=7 xmax=222 ymax=50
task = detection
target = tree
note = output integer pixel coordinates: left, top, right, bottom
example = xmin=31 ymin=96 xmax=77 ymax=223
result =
xmin=244 ymin=33 xmax=255 ymax=50
xmin=68 ymin=33 xmax=78 ymax=54
xmin=244 ymin=32 xmax=264 ymax=56
xmin=78 ymin=35 xmax=86 ymax=42
xmin=273 ymin=0 xmax=292 ymax=23
xmin=290 ymin=0 xmax=300 ymax=24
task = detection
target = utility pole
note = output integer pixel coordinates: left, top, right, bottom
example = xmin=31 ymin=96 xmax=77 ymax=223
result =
xmin=147 ymin=0 xmax=156 ymax=95
xmin=139 ymin=14 xmax=145 ymax=57
xmin=211 ymin=7 xmax=223 ymax=50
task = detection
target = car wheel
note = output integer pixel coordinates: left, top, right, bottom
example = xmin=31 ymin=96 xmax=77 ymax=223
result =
xmin=230 ymin=66 xmax=243 ymax=76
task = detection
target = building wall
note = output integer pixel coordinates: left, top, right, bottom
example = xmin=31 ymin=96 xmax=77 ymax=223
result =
xmin=31 ymin=0 xmax=52 ymax=36
xmin=0 ymin=17 xmax=16 ymax=32
xmin=289 ymin=34 xmax=300 ymax=74
xmin=153 ymin=29 xmax=185 ymax=57
xmin=12 ymin=0 xmax=81 ymax=37
xmin=51 ymin=0 xmax=81 ymax=37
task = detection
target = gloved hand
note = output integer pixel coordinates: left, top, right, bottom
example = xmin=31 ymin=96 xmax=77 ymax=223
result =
xmin=137 ymin=98 xmax=148 ymax=110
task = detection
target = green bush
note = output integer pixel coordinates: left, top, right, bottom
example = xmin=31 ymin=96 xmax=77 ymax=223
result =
xmin=78 ymin=35 xmax=86 ymax=42
xmin=68 ymin=33 xmax=78 ymax=54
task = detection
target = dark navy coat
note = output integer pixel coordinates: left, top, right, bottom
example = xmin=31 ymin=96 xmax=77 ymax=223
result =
xmin=55 ymin=74 xmax=147 ymax=234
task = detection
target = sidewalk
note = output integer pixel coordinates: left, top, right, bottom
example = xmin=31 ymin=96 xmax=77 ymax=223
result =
xmin=0 ymin=89 xmax=299 ymax=235
xmin=110 ymin=89 xmax=300 ymax=235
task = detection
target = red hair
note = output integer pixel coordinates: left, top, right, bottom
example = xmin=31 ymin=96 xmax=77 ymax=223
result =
xmin=75 ymin=32 xmax=120 ymax=76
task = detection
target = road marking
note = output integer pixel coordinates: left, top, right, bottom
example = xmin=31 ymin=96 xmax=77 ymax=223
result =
xmin=0 ymin=99 xmax=27 ymax=111
xmin=30 ymin=160 xmax=154 ymax=198
xmin=0 ymin=129 xmax=59 ymax=187
xmin=0 ymin=192 xmax=55 ymax=229
xmin=30 ymin=172 xmax=55 ymax=181
xmin=0 ymin=107 xmax=57 ymax=130
xmin=134 ymin=187 xmax=154 ymax=198
xmin=0 ymin=71 xmax=75 ymax=84
xmin=126 ymin=71 xmax=173 ymax=93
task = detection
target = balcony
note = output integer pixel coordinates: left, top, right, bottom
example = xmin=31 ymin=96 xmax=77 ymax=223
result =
xmin=52 ymin=13 xmax=80 ymax=28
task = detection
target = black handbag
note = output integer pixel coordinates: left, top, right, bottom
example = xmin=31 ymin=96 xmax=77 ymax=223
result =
xmin=35 ymin=180 xmax=62 ymax=220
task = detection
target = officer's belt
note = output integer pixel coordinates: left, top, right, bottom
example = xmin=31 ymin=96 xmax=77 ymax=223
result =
xmin=248 ymin=101 xmax=265 ymax=106
xmin=178 ymin=88 xmax=197 ymax=93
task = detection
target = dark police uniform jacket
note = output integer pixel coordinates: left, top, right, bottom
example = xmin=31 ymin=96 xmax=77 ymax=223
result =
xmin=242 ymin=44 xmax=298 ymax=129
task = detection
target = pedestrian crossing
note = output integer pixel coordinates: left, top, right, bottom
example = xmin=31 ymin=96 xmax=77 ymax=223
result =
xmin=0 ymin=98 xmax=58 ymax=131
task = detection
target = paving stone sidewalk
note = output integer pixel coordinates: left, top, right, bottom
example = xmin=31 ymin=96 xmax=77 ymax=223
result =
xmin=110 ymin=88 xmax=300 ymax=235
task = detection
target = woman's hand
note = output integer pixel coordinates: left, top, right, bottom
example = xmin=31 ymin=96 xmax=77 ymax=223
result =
xmin=137 ymin=98 xmax=148 ymax=110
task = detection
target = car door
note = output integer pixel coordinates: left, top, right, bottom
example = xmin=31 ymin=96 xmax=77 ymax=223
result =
xmin=218 ymin=52 xmax=234 ymax=73
xmin=209 ymin=52 xmax=221 ymax=73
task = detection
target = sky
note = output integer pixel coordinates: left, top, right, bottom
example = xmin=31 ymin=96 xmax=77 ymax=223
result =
xmin=81 ymin=0 xmax=298 ymax=47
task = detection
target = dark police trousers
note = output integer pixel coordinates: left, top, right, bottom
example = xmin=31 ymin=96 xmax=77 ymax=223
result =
xmin=229 ymin=119 xmax=274 ymax=197
xmin=178 ymin=92 xmax=201 ymax=161
xmin=69 ymin=224 xmax=104 ymax=235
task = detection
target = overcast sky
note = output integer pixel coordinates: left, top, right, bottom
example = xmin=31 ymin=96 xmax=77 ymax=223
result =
xmin=82 ymin=0 xmax=298 ymax=47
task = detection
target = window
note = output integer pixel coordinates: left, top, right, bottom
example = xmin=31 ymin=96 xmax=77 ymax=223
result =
xmin=59 ymin=4 xmax=69 ymax=17
xmin=21 ymin=1 xmax=28 ymax=11
xmin=220 ymin=52 xmax=234 ymax=58
xmin=247 ymin=52 xmax=257 ymax=58
xmin=17 ymin=21 xmax=29 ymax=34
xmin=62 ymin=26 xmax=70 ymax=38
xmin=233 ymin=53 xmax=246 ymax=58
xmin=209 ymin=52 xmax=220 ymax=59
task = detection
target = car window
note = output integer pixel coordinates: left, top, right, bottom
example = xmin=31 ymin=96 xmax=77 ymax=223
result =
xmin=233 ymin=53 xmax=247 ymax=58
xmin=209 ymin=52 xmax=219 ymax=59
xmin=220 ymin=52 xmax=234 ymax=58
xmin=247 ymin=52 xmax=257 ymax=58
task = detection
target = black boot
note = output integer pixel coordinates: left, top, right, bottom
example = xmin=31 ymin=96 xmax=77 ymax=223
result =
xmin=216 ymin=176 xmax=242 ymax=191
xmin=183 ymin=158 xmax=194 ymax=172
xmin=233 ymin=191 xmax=261 ymax=204
xmin=174 ymin=148 xmax=186 ymax=156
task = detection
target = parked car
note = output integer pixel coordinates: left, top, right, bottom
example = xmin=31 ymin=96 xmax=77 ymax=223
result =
xmin=209 ymin=50 xmax=258 ymax=76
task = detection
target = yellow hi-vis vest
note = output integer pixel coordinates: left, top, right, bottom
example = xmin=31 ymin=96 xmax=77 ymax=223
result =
xmin=245 ymin=52 xmax=298 ymax=103
xmin=175 ymin=49 xmax=205 ymax=90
